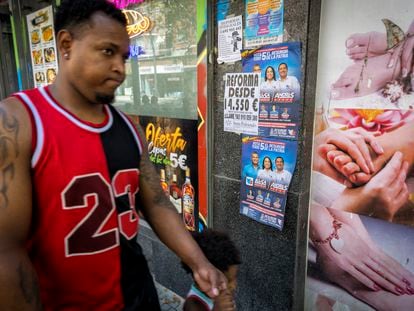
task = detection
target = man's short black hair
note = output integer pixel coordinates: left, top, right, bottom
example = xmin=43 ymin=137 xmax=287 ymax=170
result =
xmin=182 ymin=229 xmax=241 ymax=274
xmin=55 ymin=0 xmax=127 ymax=36
xmin=278 ymin=62 xmax=288 ymax=70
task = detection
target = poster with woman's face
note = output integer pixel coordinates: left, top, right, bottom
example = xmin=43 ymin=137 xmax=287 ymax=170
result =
xmin=307 ymin=1 xmax=414 ymax=310
xmin=242 ymin=42 xmax=302 ymax=139
xmin=240 ymin=135 xmax=297 ymax=230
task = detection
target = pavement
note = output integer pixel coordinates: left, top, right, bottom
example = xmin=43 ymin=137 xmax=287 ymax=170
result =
xmin=156 ymin=282 xmax=185 ymax=311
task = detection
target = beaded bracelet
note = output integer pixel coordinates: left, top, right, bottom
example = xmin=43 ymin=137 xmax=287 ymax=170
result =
xmin=312 ymin=210 xmax=344 ymax=254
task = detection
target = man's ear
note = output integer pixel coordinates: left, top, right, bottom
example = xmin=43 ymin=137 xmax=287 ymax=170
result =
xmin=56 ymin=29 xmax=73 ymax=59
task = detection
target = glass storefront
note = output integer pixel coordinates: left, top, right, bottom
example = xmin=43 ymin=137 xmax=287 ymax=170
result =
xmin=8 ymin=0 xmax=209 ymax=230
xmin=112 ymin=0 xmax=209 ymax=230
xmin=114 ymin=0 xmax=198 ymax=120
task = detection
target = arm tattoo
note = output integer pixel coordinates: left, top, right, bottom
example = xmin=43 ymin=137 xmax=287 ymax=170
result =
xmin=135 ymin=123 xmax=175 ymax=209
xmin=140 ymin=152 xmax=173 ymax=207
xmin=18 ymin=261 xmax=41 ymax=309
xmin=0 ymin=107 xmax=19 ymax=209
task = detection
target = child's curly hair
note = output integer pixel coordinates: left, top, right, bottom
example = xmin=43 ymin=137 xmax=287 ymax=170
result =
xmin=182 ymin=229 xmax=241 ymax=273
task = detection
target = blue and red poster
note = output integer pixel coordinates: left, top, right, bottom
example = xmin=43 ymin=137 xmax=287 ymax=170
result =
xmin=240 ymin=135 xmax=297 ymax=230
xmin=242 ymin=42 xmax=301 ymax=139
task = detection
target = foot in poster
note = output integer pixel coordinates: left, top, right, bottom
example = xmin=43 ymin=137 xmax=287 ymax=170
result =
xmin=346 ymin=19 xmax=414 ymax=89
xmin=326 ymin=121 xmax=414 ymax=188
xmin=331 ymin=47 xmax=403 ymax=100
xmin=346 ymin=31 xmax=389 ymax=60
xmin=330 ymin=152 xmax=409 ymax=221
xmin=311 ymin=206 xmax=414 ymax=310
xmin=313 ymin=127 xmax=383 ymax=186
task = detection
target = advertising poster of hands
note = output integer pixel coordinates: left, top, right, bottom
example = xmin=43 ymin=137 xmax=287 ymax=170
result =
xmin=27 ymin=6 xmax=58 ymax=87
xmin=307 ymin=0 xmax=414 ymax=310
xmin=244 ymin=0 xmax=284 ymax=48
xmin=243 ymin=42 xmax=301 ymax=139
xmin=240 ymin=136 xmax=297 ymax=230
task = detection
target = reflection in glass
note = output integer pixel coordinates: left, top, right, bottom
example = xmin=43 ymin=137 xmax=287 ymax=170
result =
xmin=114 ymin=0 xmax=198 ymax=120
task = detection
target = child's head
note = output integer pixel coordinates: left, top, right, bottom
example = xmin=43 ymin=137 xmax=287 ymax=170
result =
xmin=183 ymin=229 xmax=241 ymax=292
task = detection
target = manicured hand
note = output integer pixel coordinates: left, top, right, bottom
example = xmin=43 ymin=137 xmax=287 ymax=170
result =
xmin=315 ymin=219 xmax=410 ymax=295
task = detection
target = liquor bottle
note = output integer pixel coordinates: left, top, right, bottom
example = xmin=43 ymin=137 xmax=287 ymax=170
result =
xmin=182 ymin=168 xmax=195 ymax=231
xmin=170 ymin=174 xmax=182 ymax=199
xmin=169 ymin=173 xmax=182 ymax=213
xmin=159 ymin=169 xmax=169 ymax=197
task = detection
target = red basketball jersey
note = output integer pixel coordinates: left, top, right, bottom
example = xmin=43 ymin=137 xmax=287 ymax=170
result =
xmin=14 ymin=87 xmax=146 ymax=310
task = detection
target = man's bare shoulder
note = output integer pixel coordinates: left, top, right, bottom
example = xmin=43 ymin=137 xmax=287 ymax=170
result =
xmin=0 ymin=95 xmax=33 ymax=156
xmin=1 ymin=95 xmax=28 ymax=113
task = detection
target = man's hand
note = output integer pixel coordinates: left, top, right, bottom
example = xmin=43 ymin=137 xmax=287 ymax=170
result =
xmin=193 ymin=261 xmax=227 ymax=299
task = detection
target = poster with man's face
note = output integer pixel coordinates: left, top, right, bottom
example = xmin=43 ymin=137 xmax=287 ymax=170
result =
xmin=240 ymin=135 xmax=297 ymax=230
xmin=307 ymin=1 xmax=414 ymax=310
xmin=243 ymin=42 xmax=302 ymax=139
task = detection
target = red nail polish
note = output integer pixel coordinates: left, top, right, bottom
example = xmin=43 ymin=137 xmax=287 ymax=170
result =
xmin=403 ymin=278 xmax=411 ymax=286
xmin=396 ymin=286 xmax=404 ymax=295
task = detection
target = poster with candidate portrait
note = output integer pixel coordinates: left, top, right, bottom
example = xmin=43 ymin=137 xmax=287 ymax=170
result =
xmin=307 ymin=1 xmax=414 ymax=310
xmin=242 ymin=42 xmax=301 ymax=139
xmin=240 ymin=135 xmax=297 ymax=230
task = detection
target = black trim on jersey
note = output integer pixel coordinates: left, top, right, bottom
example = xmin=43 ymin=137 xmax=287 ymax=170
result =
xmin=100 ymin=106 xmax=160 ymax=311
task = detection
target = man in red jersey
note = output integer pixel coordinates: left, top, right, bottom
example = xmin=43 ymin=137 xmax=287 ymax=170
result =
xmin=0 ymin=0 xmax=226 ymax=310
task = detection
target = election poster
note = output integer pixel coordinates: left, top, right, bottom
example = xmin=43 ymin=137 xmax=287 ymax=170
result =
xmin=217 ymin=15 xmax=243 ymax=63
xmin=224 ymin=72 xmax=260 ymax=135
xmin=26 ymin=6 xmax=58 ymax=87
xmin=244 ymin=0 xmax=284 ymax=48
xmin=307 ymin=1 xmax=414 ymax=310
xmin=240 ymin=135 xmax=297 ymax=230
xmin=242 ymin=42 xmax=301 ymax=139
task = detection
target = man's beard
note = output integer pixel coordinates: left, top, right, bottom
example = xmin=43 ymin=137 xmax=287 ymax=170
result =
xmin=95 ymin=92 xmax=115 ymax=105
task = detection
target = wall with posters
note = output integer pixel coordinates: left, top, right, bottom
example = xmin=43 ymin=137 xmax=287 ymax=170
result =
xmin=307 ymin=1 xmax=414 ymax=310
xmin=3 ymin=0 xmax=346 ymax=309
xmin=211 ymin=0 xmax=320 ymax=310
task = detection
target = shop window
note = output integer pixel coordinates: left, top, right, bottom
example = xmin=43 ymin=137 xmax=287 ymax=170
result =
xmin=114 ymin=0 xmax=198 ymax=120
